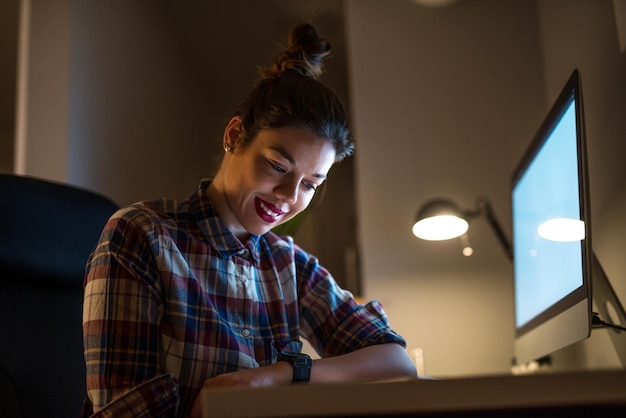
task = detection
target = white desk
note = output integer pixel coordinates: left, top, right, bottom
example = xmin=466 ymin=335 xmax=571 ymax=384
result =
xmin=202 ymin=369 xmax=626 ymax=417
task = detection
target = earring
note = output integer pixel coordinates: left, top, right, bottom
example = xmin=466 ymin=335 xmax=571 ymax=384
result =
xmin=224 ymin=144 xmax=232 ymax=152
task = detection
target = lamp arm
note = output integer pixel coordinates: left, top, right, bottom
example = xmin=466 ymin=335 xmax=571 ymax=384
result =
xmin=476 ymin=198 xmax=513 ymax=262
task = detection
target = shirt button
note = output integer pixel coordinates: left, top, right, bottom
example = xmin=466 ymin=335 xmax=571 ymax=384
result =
xmin=238 ymin=249 xmax=249 ymax=257
xmin=242 ymin=329 xmax=251 ymax=337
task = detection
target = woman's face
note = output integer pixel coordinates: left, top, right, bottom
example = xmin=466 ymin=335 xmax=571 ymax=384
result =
xmin=215 ymin=118 xmax=336 ymax=239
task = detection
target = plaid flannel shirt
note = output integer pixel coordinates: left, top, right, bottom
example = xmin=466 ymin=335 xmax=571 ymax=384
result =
xmin=82 ymin=179 xmax=405 ymax=417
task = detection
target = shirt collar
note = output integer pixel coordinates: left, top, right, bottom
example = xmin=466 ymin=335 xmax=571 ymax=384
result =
xmin=189 ymin=179 xmax=261 ymax=263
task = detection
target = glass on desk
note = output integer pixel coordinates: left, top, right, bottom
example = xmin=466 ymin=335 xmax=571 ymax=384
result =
xmin=412 ymin=347 xmax=425 ymax=377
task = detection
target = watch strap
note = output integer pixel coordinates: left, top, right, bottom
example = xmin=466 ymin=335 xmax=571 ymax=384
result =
xmin=278 ymin=352 xmax=312 ymax=383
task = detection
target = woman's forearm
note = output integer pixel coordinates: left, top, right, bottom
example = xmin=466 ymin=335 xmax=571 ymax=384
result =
xmin=310 ymin=343 xmax=417 ymax=384
xmin=191 ymin=343 xmax=417 ymax=417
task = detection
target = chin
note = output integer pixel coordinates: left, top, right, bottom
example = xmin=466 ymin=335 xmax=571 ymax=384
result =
xmin=245 ymin=224 xmax=274 ymax=237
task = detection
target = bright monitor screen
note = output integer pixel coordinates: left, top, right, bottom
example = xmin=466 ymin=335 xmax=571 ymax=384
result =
xmin=512 ymin=69 xmax=592 ymax=364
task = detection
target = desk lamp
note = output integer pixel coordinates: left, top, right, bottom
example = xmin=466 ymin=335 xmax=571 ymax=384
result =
xmin=412 ymin=196 xmax=513 ymax=261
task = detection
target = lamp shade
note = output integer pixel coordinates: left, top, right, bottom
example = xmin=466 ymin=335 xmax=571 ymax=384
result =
xmin=412 ymin=199 xmax=469 ymax=241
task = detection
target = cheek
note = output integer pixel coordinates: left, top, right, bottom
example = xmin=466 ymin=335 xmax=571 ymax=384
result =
xmin=302 ymin=186 xmax=318 ymax=201
xmin=295 ymin=192 xmax=315 ymax=212
xmin=280 ymin=191 xmax=314 ymax=222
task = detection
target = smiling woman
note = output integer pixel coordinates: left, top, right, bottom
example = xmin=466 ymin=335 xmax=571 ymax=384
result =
xmin=81 ymin=23 xmax=416 ymax=418
xmin=210 ymin=123 xmax=336 ymax=240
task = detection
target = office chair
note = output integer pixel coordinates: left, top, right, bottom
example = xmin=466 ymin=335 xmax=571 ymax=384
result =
xmin=0 ymin=174 xmax=118 ymax=418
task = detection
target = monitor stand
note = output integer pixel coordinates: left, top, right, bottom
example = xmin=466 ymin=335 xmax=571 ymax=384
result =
xmin=592 ymin=251 xmax=626 ymax=368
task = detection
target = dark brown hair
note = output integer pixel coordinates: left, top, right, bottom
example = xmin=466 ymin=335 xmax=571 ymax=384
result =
xmin=234 ymin=23 xmax=354 ymax=161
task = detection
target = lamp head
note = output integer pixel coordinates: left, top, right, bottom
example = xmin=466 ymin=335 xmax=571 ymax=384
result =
xmin=412 ymin=196 xmax=513 ymax=261
xmin=412 ymin=199 xmax=469 ymax=241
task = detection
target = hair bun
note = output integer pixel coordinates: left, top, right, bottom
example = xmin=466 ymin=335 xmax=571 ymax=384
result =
xmin=265 ymin=23 xmax=331 ymax=80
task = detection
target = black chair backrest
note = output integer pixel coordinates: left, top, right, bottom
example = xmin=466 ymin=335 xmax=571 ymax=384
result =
xmin=0 ymin=174 xmax=118 ymax=418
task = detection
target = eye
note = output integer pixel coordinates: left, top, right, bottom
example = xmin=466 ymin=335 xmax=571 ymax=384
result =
xmin=302 ymin=181 xmax=317 ymax=192
xmin=269 ymin=161 xmax=286 ymax=174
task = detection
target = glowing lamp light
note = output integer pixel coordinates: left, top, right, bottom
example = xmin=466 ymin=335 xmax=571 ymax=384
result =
xmin=412 ymin=215 xmax=468 ymax=241
xmin=412 ymin=197 xmax=513 ymax=261
xmin=537 ymin=218 xmax=585 ymax=242
xmin=412 ymin=199 xmax=469 ymax=241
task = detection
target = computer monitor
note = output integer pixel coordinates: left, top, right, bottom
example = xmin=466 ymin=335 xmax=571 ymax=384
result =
xmin=511 ymin=69 xmax=593 ymax=364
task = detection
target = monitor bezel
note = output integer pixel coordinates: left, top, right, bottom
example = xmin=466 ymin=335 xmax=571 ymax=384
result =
xmin=511 ymin=69 xmax=593 ymax=363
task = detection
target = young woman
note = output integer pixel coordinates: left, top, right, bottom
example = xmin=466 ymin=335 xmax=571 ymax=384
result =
xmin=82 ymin=23 xmax=417 ymax=418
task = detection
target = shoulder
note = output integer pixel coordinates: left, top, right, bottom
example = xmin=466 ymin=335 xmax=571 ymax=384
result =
xmin=103 ymin=199 xmax=189 ymax=245
xmin=111 ymin=198 xmax=186 ymax=227
xmin=107 ymin=204 xmax=157 ymax=232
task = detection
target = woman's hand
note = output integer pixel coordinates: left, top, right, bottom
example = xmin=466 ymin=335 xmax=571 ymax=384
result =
xmin=190 ymin=361 xmax=292 ymax=418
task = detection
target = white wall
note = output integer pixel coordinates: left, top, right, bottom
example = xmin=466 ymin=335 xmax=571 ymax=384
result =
xmin=347 ymin=0 xmax=626 ymax=377
xmin=66 ymin=0 xmax=212 ymax=205
xmin=346 ymin=0 xmax=544 ymax=378
xmin=14 ymin=0 xmax=209 ymax=203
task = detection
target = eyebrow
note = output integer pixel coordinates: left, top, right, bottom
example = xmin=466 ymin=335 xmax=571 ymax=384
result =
xmin=271 ymin=146 xmax=328 ymax=179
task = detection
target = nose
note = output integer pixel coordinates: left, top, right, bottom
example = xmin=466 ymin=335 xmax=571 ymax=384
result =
xmin=274 ymin=176 xmax=299 ymax=205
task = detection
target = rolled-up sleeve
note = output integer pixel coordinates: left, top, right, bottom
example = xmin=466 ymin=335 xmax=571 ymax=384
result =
xmin=294 ymin=244 xmax=406 ymax=357
xmin=83 ymin=374 xmax=179 ymax=418
xmin=83 ymin=208 xmax=176 ymax=416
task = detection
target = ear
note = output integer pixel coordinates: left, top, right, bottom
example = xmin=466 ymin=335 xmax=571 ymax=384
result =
xmin=223 ymin=116 xmax=243 ymax=151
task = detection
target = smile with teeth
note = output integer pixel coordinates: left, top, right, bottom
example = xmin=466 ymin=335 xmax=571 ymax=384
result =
xmin=255 ymin=197 xmax=286 ymax=223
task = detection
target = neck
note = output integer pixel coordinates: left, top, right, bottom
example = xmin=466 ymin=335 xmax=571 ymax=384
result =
xmin=206 ymin=179 xmax=249 ymax=242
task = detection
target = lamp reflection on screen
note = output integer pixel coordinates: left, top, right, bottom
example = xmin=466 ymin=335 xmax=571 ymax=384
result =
xmin=537 ymin=218 xmax=585 ymax=242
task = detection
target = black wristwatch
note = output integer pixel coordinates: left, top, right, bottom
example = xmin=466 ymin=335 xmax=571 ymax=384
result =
xmin=277 ymin=352 xmax=312 ymax=383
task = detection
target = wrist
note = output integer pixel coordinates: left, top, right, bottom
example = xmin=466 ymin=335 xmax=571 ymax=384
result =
xmin=272 ymin=359 xmax=293 ymax=385
xmin=277 ymin=352 xmax=312 ymax=383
